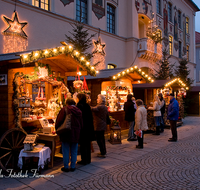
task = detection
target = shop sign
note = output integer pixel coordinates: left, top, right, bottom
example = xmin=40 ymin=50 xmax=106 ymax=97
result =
xmin=92 ymin=3 xmax=105 ymax=20
xmin=60 ymin=0 xmax=74 ymax=6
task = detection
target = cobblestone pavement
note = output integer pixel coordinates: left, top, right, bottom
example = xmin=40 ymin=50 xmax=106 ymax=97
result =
xmin=1 ymin=116 xmax=200 ymax=190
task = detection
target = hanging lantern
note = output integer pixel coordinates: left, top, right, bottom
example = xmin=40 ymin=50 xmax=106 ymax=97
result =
xmin=110 ymin=125 xmax=121 ymax=144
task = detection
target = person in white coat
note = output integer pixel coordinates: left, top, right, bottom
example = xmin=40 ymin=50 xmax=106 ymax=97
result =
xmin=135 ymin=99 xmax=148 ymax=149
xmin=148 ymin=95 xmax=162 ymax=135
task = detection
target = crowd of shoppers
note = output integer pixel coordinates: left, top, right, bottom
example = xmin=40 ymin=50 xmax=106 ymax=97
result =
xmin=55 ymin=92 xmax=179 ymax=172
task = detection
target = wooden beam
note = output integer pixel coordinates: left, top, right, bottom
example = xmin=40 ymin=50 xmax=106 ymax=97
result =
xmin=65 ymin=71 xmax=87 ymax=76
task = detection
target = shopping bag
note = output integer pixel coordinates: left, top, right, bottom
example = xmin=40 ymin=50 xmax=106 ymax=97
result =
xmin=56 ymin=107 xmax=71 ymax=135
xmin=134 ymin=129 xmax=142 ymax=138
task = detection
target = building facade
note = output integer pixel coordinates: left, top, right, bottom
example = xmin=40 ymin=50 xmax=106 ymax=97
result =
xmin=195 ymin=31 xmax=200 ymax=85
xmin=0 ymin=0 xmax=199 ymax=84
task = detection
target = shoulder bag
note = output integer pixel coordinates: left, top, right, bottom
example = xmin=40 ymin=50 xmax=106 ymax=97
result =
xmin=56 ymin=107 xmax=71 ymax=135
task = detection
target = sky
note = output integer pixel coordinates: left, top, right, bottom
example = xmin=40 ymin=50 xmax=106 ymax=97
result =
xmin=193 ymin=0 xmax=200 ymax=32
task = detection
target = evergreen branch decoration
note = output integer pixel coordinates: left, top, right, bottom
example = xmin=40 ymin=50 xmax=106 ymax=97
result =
xmin=20 ymin=45 xmax=96 ymax=76
xmin=112 ymin=66 xmax=154 ymax=83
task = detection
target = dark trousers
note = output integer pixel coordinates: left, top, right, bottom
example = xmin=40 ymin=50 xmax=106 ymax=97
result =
xmin=96 ymin=131 xmax=106 ymax=155
xmin=169 ymin=120 xmax=177 ymax=140
xmin=80 ymin=140 xmax=91 ymax=164
xmin=137 ymin=131 xmax=144 ymax=148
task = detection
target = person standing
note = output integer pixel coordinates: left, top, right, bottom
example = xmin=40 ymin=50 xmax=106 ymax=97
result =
xmin=148 ymin=95 xmax=161 ymax=135
xmin=124 ymin=94 xmax=137 ymax=141
xmin=134 ymin=99 xmax=148 ymax=149
xmin=167 ymin=93 xmax=179 ymax=142
xmin=76 ymin=93 xmax=94 ymax=165
xmin=158 ymin=93 xmax=166 ymax=133
xmin=91 ymin=94 xmax=109 ymax=158
xmin=55 ymin=98 xmax=83 ymax=172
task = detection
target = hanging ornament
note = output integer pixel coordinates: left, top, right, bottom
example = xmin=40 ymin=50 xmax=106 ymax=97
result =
xmin=93 ymin=36 xmax=106 ymax=56
xmin=73 ymin=66 xmax=83 ymax=90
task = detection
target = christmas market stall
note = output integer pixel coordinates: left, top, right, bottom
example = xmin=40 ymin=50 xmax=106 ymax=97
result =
xmin=0 ymin=43 xmax=97 ymax=170
xmin=68 ymin=66 xmax=153 ymax=130
xmin=133 ymin=78 xmax=189 ymax=130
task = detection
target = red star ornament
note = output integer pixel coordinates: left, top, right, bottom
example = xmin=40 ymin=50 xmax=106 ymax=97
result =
xmin=2 ymin=11 xmax=28 ymax=39
xmin=94 ymin=37 xmax=106 ymax=56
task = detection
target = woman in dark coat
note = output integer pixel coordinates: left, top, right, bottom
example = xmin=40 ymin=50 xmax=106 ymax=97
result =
xmin=55 ymin=98 xmax=83 ymax=172
xmin=91 ymin=94 xmax=109 ymax=158
xmin=76 ymin=93 xmax=94 ymax=165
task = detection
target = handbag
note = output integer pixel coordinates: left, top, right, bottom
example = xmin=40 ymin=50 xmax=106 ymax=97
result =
xmin=56 ymin=107 xmax=71 ymax=135
xmin=134 ymin=129 xmax=142 ymax=138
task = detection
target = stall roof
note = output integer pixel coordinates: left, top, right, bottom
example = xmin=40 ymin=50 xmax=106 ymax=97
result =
xmin=0 ymin=43 xmax=97 ymax=76
xmin=133 ymin=78 xmax=189 ymax=89
xmin=67 ymin=67 xmax=151 ymax=83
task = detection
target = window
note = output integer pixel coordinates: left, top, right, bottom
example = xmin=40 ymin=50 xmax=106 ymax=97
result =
xmin=186 ymin=45 xmax=189 ymax=61
xmin=95 ymin=0 xmax=103 ymax=6
xmin=186 ymin=17 xmax=189 ymax=34
xmin=179 ymin=41 xmax=182 ymax=58
xmin=199 ymin=70 xmax=200 ymax=81
xmin=32 ymin=0 xmax=49 ymax=11
xmin=168 ymin=2 xmax=172 ymax=22
xmin=107 ymin=4 xmax=115 ymax=34
xmin=169 ymin=36 xmax=173 ymax=55
xmin=178 ymin=10 xmax=181 ymax=29
xmin=199 ymin=50 xmax=200 ymax=60
xmin=107 ymin=64 xmax=116 ymax=69
xmin=156 ymin=0 xmax=161 ymax=15
xmin=76 ymin=0 xmax=88 ymax=24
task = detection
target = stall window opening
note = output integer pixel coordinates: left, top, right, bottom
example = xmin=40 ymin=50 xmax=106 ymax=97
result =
xmin=186 ymin=17 xmax=189 ymax=34
xmin=107 ymin=64 xmax=116 ymax=69
xmin=76 ymin=0 xmax=88 ymax=24
xmin=107 ymin=4 xmax=115 ymax=34
xmin=32 ymin=0 xmax=49 ymax=11
xmin=186 ymin=45 xmax=189 ymax=61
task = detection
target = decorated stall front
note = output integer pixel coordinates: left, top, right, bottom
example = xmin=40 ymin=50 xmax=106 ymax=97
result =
xmin=0 ymin=43 xmax=97 ymax=170
xmin=133 ymin=78 xmax=188 ymax=130
xmin=68 ymin=66 xmax=153 ymax=130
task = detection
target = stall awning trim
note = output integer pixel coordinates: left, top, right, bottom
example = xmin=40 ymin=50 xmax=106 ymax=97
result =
xmin=20 ymin=44 xmax=96 ymax=76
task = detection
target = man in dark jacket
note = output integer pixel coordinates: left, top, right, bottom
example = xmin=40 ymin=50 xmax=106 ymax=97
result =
xmin=55 ymin=98 xmax=83 ymax=172
xmin=124 ymin=94 xmax=137 ymax=141
xmin=167 ymin=93 xmax=179 ymax=142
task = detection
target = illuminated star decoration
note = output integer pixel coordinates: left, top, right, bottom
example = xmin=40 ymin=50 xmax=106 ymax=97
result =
xmin=2 ymin=11 xmax=28 ymax=39
xmin=93 ymin=37 xmax=106 ymax=56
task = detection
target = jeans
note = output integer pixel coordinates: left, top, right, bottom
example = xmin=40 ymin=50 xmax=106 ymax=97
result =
xmin=154 ymin=116 xmax=161 ymax=134
xmin=62 ymin=142 xmax=78 ymax=169
xmin=160 ymin=113 xmax=165 ymax=131
xmin=128 ymin=121 xmax=136 ymax=139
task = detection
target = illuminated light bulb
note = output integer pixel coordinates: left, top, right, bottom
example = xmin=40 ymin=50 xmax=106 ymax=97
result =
xmin=79 ymin=72 xmax=82 ymax=75
xmin=131 ymin=67 xmax=133 ymax=70
xmin=23 ymin=55 xmax=27 ymax=59
xmin=134 ymin=66 xmax=138 ymax=69
xmin=118 ymin=73 xmax=121 ymax=76
xmin=113 ymin=76 xmax=116 ymax=79
xmin=142 ymin=72 xmax=145 ymax=75
xmin=138 ymin=80 xmax=141 ymax=83
xmin=127 ymin=69 xmax=129 ymax=73
xmin=81 ymin=57 xmax=84 ymax=60
xmin=148 ymin=77 xmax=151 ymax=80
xmin=91 ymin=66 xmax=94 ymax=70
xmin=145 ymin=75 xmax=148 ymax=77
xmin=44 ymin=50 xmax=48 ymax=54
xmin=96 ymin=71 xmax=99 ymax=73
xmin=186 ymin=87 xmax=189 ymax=90
xmin=139 ymin=69 xmax=141 ymax=72
xmin=35 ymin=53 xmax=38 ymax=57
xmin=122 ymin=71 xmax=125 ymax=74
xmin=69 ymin=45 xmax=72 ymax=49
xmin=86 ymin=62 xmax=90 ymax=65
xmin=75 ymin=51 xmax=79 ymax=55
xmin=151 ymin=79 xmax=154 ymax=82
xmin=53 ymin=49 xmax=57 ymax=52
xmin=61 ymin=47 xmax=65 ymax=50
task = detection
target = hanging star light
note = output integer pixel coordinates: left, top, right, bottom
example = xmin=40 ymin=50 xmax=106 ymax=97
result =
xmin=93 ymin=37 xmax=106 ymax=56
xmin=2 ymin=11 xmax=28 ymax=39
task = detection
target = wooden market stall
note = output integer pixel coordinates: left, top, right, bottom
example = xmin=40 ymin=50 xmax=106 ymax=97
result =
xmin=133 ymin=78 xmax=189 ymax=130
xmin=68 ymin=66 xmax=153 ymax=130
xmin=0 ymin=44 xmax=96 ymax=170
